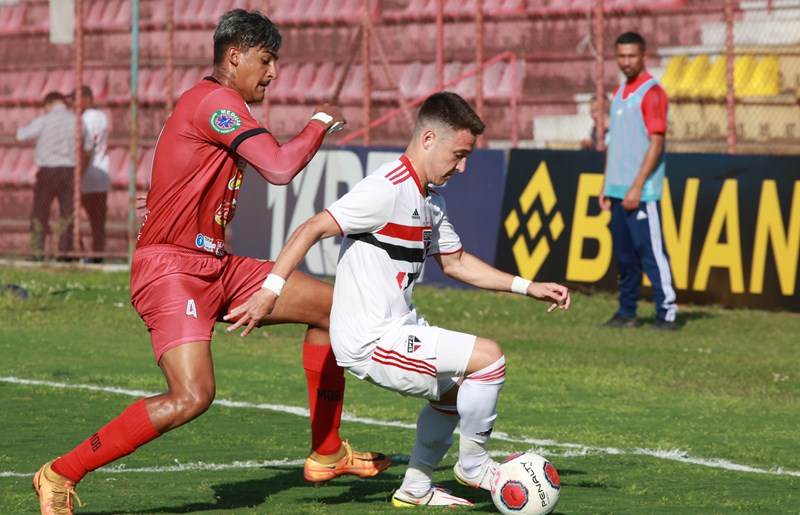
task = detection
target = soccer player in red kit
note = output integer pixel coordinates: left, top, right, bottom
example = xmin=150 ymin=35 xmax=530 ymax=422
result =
xmin=33 ymin=9 xmax=389 ymax=514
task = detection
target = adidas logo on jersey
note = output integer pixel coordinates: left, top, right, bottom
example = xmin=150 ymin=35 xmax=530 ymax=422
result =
xmin=411 ymin=209 xmax=420 ymax=220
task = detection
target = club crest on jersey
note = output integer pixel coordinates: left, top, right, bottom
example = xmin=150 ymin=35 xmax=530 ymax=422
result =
xmin=407 ymin=335 xmax=421 ymax=353
xmin=210 ymin=109 xmax=241 ymax=134
xmin=228 ymin=162 xmax=245 ymax=190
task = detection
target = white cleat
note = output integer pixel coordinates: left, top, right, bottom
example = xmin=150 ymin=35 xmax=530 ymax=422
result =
xmin=453 ymin=459 xmax=499 ymax=491
xmin=391 ymin=486 xmax=474 ymax=507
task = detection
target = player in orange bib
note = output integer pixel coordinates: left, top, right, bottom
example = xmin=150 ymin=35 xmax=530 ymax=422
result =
xmin=33 ymin=9 xmax=389 ymax=514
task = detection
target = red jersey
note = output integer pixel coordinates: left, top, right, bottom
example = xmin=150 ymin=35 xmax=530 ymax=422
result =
xmin=612 ymin=71 xmax=668 ymax=136
xmin=137 ymin=77 xmax=268 ymax=256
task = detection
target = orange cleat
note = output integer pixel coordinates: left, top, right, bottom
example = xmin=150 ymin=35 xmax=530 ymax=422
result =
xmin=32 ymin=460 xmax=82 ymax=515
xmin=303 ymin=439 xmax=392 ymax=483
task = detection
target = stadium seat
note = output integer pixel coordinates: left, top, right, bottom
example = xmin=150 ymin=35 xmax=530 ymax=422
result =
xmin=0 ymin=147 xmax=21 ymax=183
xmin=85 ymin=69 xmax=109 ymax=101
xmin=108 ymin=147 xmax=131 ymax=187
xmin=659 ymin=54 xmax=687 ymax=97
xmin=741 ymin=55 xmax=780 ymax=97
xmin=338 ymin=65 xmax=365 ymax=102
xmin=268 ymin=62 xmax=299 ymax=102
xmin=674 ymin=55 xmax=710 ymax=97
xmin=733 ymin=55 xmax=756 ymax=99
xmin=14 ymin=147 xmax=36 ymax=185
xmin=15 ymin=70 xmax=49 ymax=103
xmin=286 ymin=62 xmax=318 ymax=102
xmin=83 ymin=0 xmax=107 ymax=30
xmin=305 ymin=62 xmax=339 ymax=101
xmin=696 ymin=55 xmax=727 ymax=99
xmin=397 ymin=61 xmax=424 ymax=98
xmin=0 ymin=4 xmax=25 ymax=35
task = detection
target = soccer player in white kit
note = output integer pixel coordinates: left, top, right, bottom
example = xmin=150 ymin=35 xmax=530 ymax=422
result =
xmin=227 ymin=92 xmax=571 ymax=507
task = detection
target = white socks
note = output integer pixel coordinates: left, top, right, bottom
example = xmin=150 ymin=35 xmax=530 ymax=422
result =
xmin=400 ymin=402 xmax=459 ymax=497
xmin=401 ymin=355 xmax=506 ymax=494
xmin=457 ymin=356 xmax=505 ymax=477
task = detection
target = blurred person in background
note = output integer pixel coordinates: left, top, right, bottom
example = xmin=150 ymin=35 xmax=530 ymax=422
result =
xmin=16 ymin=91 xmax=92 ymax=261
xmin=598 ymin=31 xmax=677 ymax=330
xmin=73 ymin=85 xmax=110 ymax=264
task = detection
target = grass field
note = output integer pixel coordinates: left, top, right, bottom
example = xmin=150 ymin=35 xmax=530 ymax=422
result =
xmin=0 ymin=263 xmax=798 ymax=514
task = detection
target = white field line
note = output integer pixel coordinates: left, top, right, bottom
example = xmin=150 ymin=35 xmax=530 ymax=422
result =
xmin=2 ymin=376 xmax=799 ymax=479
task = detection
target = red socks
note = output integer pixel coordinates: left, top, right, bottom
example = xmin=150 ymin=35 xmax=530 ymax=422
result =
xmin=51 ymin=398 xmax=159 ymax=483
xmin=303 ymin=341 xmax=345 ymax=456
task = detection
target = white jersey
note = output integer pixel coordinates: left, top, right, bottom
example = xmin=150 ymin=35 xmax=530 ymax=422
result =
xmin=81 ymin=108 xmax=111 ymax=194
xmin=326 ymin=155 xmax=462 ymax=368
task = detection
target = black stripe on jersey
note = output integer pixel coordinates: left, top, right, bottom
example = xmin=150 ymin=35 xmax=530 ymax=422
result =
xmin=348 ymin=233 xmax=424 ymax=263
xmin=231 ymin=128 xmax=269 ymax=153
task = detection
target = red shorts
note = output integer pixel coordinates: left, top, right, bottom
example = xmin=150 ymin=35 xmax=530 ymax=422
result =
xmin=130 ymin=244 xmax=273 ymax=362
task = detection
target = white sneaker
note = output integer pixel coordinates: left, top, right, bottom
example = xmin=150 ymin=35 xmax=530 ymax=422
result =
xmin=453 ymin=459 xmax=499 ymax=491
xmin=391 ymin=486 xmax=474 ymax=507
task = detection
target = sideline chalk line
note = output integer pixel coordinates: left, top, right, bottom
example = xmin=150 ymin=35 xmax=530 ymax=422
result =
xmin=2 ymin=376 xmax=798 ymax=479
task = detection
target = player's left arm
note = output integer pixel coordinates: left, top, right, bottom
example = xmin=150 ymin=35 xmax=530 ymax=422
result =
xmin=622 ymin=85 xmax=667 ymax=211
xmin=434 ymin=250 xmax=570 ymax=312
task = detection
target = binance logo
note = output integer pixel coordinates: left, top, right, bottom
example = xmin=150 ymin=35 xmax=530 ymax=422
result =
xmin=504 ymin=161 xmax=564 ymax=279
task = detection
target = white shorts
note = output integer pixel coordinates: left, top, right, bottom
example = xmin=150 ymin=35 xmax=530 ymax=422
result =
xmin=347 ymin=320 xmax=476 ymax=401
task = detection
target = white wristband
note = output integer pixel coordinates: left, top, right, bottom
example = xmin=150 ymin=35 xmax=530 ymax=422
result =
xmin=311 ymin=112 xmax=333 ymax=124
xmin=262 ymin=273 xmax=286 ymax=296
xmin=511 ymin=276 xmax=532 ymax=296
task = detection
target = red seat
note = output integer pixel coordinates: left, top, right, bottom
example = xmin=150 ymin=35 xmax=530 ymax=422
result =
xmin=0 ymin=147 xmax=21 ymax=182
xmin=15 ymin=147 xmax=37 ymax=185
xmin=339 ymin=65 xmax=365 ymax=102
xmin=136 ymin=147 xmax=156 ymax=187
xmin=268 ymin=62 xmax=298 ymax=102
xmin=305 ymin=62 xmax=339 ymax=101
xmin=0 ymin=5 xmax=25 ymax=35
xmin=108 ymin=147 xmax=131 ymax=187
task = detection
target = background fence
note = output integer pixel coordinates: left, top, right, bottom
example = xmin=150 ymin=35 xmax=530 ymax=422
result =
xmin=0 ymin=0 xmax=798 ymax=261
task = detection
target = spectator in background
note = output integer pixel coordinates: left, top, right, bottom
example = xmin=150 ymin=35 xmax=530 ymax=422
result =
xmin=581 ymin=94 xmax=610 ymax=150
xmin=73 ymin=85 xmax=110 ymax=263
xmin=598 ymin=31 xmax=677 ymax=330
xmin=16 ymin=91 xmax=92 ymax=260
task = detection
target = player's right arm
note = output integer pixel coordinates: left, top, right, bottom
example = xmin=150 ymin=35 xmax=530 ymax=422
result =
xmin=234 ymin=103 xmax=345 ymax=185
xmin=224 ymin=210 xmax=339 ymax=336
xmin=224 ymin=174 xmax=394 ymax=337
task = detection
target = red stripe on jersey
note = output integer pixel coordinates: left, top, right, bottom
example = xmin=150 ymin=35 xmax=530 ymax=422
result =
xmin=396 ymin=272 xmax=406 ymax=288
xmin=385 ymin=165 xmax=408 ymax=182
xmin=385 ymin=162 xmax=405 ymax=178
xmin=378 ymin=222 xmax=431 ymax=241
xmin=373 ymin=347 xmax=436 ymax=376
xmin=390 ymin=171 xmax=411 ymax=185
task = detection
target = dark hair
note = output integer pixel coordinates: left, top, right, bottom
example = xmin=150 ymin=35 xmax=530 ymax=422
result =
xmin=69 ymin=85 xmax=93 ymax=100
xmin=416 ymin=91 xmax=485 ymax=136
xmin=213 ymin=9 xmax=282 ymax=65
xmin=616 ymin=31 xmax=646 ymax=52
xmin=43 ymin=91 xmax=66 ymax=105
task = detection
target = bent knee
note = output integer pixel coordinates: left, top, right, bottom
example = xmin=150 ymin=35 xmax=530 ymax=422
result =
xmin=173 ymin=388 xmax=215 ymax=421
xmin=466 ymin=337 xmax=504 ymax=374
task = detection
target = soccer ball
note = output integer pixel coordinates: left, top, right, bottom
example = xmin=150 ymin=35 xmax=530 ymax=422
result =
xmin=490 ymin=452 xmax=561 ymax=515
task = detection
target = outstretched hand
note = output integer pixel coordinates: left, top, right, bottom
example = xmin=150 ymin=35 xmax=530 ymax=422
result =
xmin=223 ymin=288 xmax=279 ymax=337
xmin=529 ymin=282 xmax=571 ymax=313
